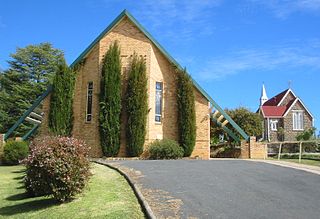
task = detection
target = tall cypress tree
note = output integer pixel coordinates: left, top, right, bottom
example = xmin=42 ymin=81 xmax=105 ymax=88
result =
xmin=125 ymin=54 xmax=148 ymax=157
xmin=177 ymin=68 xmax=196 ymax=156
xmin=48 ymin=60 xmax=75 ymax=136
xmin=99 ymin=41 xmax=122 ymax=157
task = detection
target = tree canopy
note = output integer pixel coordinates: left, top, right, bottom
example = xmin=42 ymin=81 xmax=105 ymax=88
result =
xmin=211 ymin=107 xmax=263 ymax=144
xmin=0 ymin=43 xmax=64 ymax=136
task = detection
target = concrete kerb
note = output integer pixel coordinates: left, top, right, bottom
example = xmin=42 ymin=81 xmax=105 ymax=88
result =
xmin=93 ymin=159 xmax=156 ymax=219
xmin=210 ymin=158 xmax=320 ymax=175
xmin=247 ymin=159 xmax=320 ymax=175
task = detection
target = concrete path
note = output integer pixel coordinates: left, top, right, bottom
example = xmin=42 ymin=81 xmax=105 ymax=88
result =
xmin=105 ymin=160 xmax=320 ymax=219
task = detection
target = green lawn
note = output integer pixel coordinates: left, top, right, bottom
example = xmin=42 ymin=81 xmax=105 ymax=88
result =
xmin=278 ymin=158 xmax=320 ymax=167
xmin=269 ymin=157 xmax=320 ymax=167
xmin=0 ymin=163 xmax=145 ymax=219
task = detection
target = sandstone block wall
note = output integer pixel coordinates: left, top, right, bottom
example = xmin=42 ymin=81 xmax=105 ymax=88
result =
xmin=240 ymin=137 xmax=266 ymax=159
xmin=283 ymin=101 xmax=313 ymax=141
xmin=249 ymin=137 xmax=266 ymax=159
xmin=240 ymin=140 xmax=250 ymax=159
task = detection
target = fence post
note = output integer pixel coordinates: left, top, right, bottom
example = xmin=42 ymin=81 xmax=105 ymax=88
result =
xmin=278 ymin=143 xmax=282 ymax=160
xmin=299 ymin=142 xmax=302 ymax=163
xmin=264 ymin=143 xmax=267 ymax=160
xmin=0 ymin=134 xmax=4 ymax=164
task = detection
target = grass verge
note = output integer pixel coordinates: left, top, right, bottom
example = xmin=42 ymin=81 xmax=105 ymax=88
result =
xmin=0 ymin=163 xmax=145 ymax=219
xmin=269 ymin=158 xmax=320 ymax=167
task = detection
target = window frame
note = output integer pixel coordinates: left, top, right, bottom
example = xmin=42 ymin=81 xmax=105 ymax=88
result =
xmin=292 ymin=110 xmax=304 ymax=131
xmin=86 ymin=81 xmax=94 ymax=122
xmin=270 ymin=119 xmax=278 ymax=131
xmin=155 ymin=81 xmax=163 ymax=123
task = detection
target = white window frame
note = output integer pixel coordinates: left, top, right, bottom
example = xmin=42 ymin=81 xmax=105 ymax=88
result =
xmin=86 ymin=81 xmax=93 ymax=122
xmin=155 ymin=82 xmax=163 ymax=123
xmin=292 ymin=110 xmax=304 ymax=131
xmin=270 ymin=119 xmax=278 ymax=131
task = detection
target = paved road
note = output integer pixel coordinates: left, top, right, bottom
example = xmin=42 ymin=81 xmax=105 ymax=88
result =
xmin=113 ymin=160 xmax=320 ymax=219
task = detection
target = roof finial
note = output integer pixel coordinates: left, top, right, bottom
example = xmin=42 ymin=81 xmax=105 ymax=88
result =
xmin=288 ymin=80 xmax=292 ymax=89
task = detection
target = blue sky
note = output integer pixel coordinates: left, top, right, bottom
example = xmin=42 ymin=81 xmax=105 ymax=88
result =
xmin=1 ymin=0 xmax=319 ymax=132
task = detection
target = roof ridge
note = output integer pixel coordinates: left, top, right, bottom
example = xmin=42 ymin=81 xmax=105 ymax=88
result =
xmin=68 ymin=9 xmax=214 ymax=102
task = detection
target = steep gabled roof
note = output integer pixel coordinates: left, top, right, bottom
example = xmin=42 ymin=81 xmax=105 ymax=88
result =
xmin=263 ymin=89 xmax=288 ymax=106
xmin=69 ymin=9 xmax=213 ymax=102
xmin=283 ymin=97 xmax=314 ymax=118
xmin=4 ymin=9 xmax=250 ymax=142
xmin=260 ymin=88 xmax=313 ymax=119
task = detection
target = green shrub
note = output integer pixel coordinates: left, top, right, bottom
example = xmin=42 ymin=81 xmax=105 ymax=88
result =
xmin=176 ymin=68 xmax=196 ymax=157
xmin=99 ymin=41 xmax=122 ymax=156
xmin=148 ymin=139 xmax=184 ymax=159
xmin=125 ymin=54 xmax=148 ymax=157
xmin=23 ymin=136 xmax=91 ymax=202
xmin=296 ymin=127 xmax=316 ymax=141
xmin=3 ymin=141 xmax=29 ymax=165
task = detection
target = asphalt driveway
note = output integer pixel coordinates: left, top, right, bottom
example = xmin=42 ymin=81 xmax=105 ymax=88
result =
xmin=110 ymin=160 xmax=320 ymax=219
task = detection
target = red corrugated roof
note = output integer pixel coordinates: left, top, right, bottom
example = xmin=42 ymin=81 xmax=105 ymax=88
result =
xmin=261 ymin=89 xmax=298 ymax=117
xmin=261 ymin=106 xmax=287 ymax=117
xmin=263 ymin=89 xmax=288 ymax=106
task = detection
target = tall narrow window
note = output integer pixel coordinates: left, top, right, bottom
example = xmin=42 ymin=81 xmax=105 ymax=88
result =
xmin=155 ymin=82 xmax=163 ymax=123
xmin=86 ymin=82 xmax=93 ymax=122
xmin=293 ymin=111 xmax=303 ymax=130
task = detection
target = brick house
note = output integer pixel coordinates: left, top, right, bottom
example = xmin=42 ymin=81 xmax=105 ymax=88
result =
xmin=258 ymin=84 xmax=314 ymax=142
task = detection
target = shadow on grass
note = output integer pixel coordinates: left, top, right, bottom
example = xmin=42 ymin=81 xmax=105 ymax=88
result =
xmin=0 ymin=198 xmax=58 ymax=216
xmin=13 ymin=175 xmax=25 ymax=180
xmin=6 ymin=192 xmax=32 ymax=201
xmin=12 ymin=169 xmax=26 ymax=174
xmin=16 ymin=185 xmax=25 ymax=189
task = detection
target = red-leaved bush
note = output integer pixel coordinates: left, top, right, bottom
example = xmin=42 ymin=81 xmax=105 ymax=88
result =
xmin=23 ymin=136 xmax=91 ymax=202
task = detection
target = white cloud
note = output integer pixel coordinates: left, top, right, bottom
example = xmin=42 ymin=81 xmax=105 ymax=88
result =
xmin=129 ymin=0 xmax=222 ymax=41
xmin=250 ymin=0 xmax=320 ymax=18
xmin=198 ymin=42 xmax=320 ymax=80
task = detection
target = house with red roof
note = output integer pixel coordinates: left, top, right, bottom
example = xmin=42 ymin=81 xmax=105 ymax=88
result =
xmin=258 ymin=85 xmax=314 ymax=142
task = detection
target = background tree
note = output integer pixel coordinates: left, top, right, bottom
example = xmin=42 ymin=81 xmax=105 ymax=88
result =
xmin=177 ymin=68 xmax=196 ymax=157
xmin=0 ymin=43 xmax=64 ymax=136
xmin=224 ymin=107 xmax=263 ymax=139
xmin=48 ymin=60 xmax=75 ymax=136
xmin=125 ymin=54 xmax=148 ymax=157
xmin=99 ymin=42 xmax=122 ymax=156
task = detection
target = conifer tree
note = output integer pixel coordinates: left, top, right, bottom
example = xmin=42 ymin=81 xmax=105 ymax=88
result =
xmin=99 ymin=41 xmax=122 ymax=156
xmin=0 ymin=43 xmax=63 ymax=136
xmin=48 ymin=60 xmax=75 ymax=136
xmin=125 ymin=54 xmax=148 ymax=157
xmin=177 ymin=68 xmax=196 ymax=156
